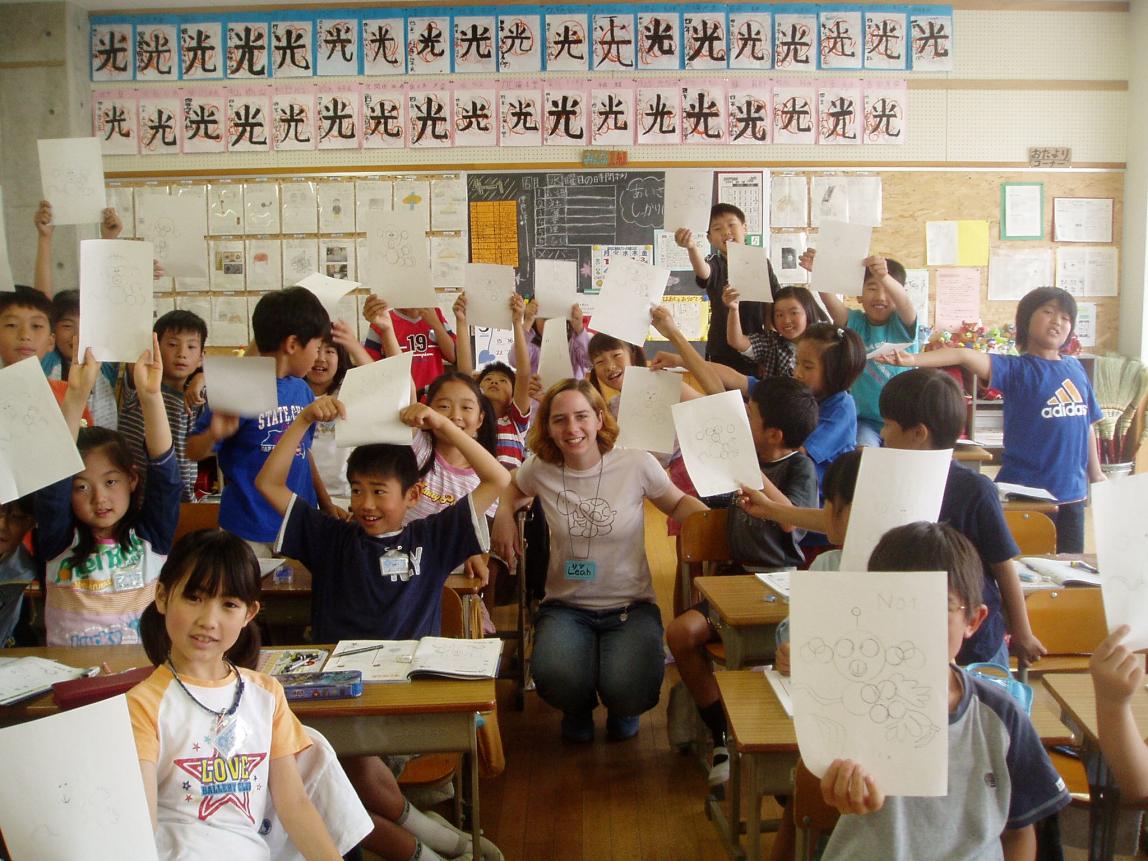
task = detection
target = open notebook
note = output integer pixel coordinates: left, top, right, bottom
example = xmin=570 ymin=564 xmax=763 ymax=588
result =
xmin=1016 ymin=557 xmax=1102 ymax=587
xmin=0 ymin=657 xmax=98 ymax=707
xmin=326 ymin=638 xmax=503 ymax=683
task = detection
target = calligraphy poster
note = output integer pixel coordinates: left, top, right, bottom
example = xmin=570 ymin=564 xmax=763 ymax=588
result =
xmin=636 ymin=82 xmax=681 ymax=145
xmin=593 ymin=12 xmax=636 ymax=70
xmin=498 ymin=12 xmax=542 ymax=72
xmin=226 ymin=88 xmax=271 ymax=152
xmin=864 ymin=82 xmax=907 ymax=145
xmin=591 ymin=82 xmax=635 ymax=146
xmin=180 ymin=22 xmax=223 ymax=80
xmin=316 ymin=89 xmax=360 ymax=149
xmin=408 ymin=89 xmax=454 ymax=148
xmin=91 ymin=23 xmax=133 ymax=82
xmin=273 ymin=90 xmax=316 ymax=151
xmin=454 ymin=15 xmax=498 ymax=74
xmin=727 ymin=82 xmax=771 ymax=146
xmin=317 ymin=18 xmax=358 ymax=76
xmin=226 ymin=21 xmax=269 ymax=78
xmin=728 ymin=10 xmax=772 ymax=70
xmin=94 ymin=90 xmax=138 ymax=155
xmin=818 ymin=81 xmax=863 ymax=145
xmin=545 ymin=12 xmax=590 ymax=72
xmin=138 ymin=95 xmax=181 ymax=155
xmin=911 ymin=14 xmax=954 ymax=72
xmin=775 ymin=13 xmax=817 ymax=70
xmin=135 ymin=23 xmax=178 ymax=80
xmin=772 ymin=84 xmax=817 ymax=145
xmin=408 ymin=16 xmax=452 ymax=75
xmin=361 ymin=18 xmax=406 ymax=75
xmin=453 ymin=86 xmax=498 ymax=148
xmin=543 ymin=85 xmax=588 ymax=146
xmin=499 ymin=82 xmax=544 ymax=147
xmin=683 ymin=12 xmax=727 ymax=70
xmin=818 ymin=11 xmax=862 ymax=70
xmin=636 ymin=12 xmax=680 ymax=70
xmin=864 ymin=12 xmax=908 ymax=71
xmin=271 ymin=21 xmax=313 ymax=78
xmin=681 ymin=82 xmax=728 ymax=144
xmin=362 ymin=84 xmax=407 ymax=149
xmin=181 ymin=89 xmax=227 ymax=153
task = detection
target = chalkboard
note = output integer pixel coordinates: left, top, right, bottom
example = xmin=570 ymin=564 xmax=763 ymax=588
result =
xmin=467 ymin=170 xmax=677 ymax=296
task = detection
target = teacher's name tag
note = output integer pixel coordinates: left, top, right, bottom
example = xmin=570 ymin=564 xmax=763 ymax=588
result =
xmin=564 ymin=559 xmax=597 ymax=581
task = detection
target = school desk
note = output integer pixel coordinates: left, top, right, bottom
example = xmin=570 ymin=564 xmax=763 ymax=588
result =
xmin=1042 ymin=673 xmax=1148 ymax=861
xmin=953 ymin=443 xmax=994 ymax=472
xmin=713 ymin=669 xmax=1076 ymax=861
xmin=0 ymin=644 xmax=496 ymax=854
xmin=694 ymin=575 xmax=788 ymax=669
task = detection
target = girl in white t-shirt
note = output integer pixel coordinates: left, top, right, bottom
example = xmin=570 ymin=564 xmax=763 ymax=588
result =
xmin=492 ymin=379 xmax=708 ymax=743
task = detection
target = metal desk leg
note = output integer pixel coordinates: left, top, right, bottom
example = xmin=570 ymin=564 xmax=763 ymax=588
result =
xmin=745 ymin=754 xmax=761 ymax=861
xmin=1084 ymin=744 xmax=1121 ymax=861
xmin=469 ymin=715 xmax=482 ymax=857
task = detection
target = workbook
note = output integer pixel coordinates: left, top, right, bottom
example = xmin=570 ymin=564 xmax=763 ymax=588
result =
xmin=754 ymin=571 xmax=791 ymax=598
xmin=326 ymin=638 xmax=503 ymax=683
xmin=257 ymin=648 xmax=330 ymax=676
xmin=996 ymin=482 xmax=1057 ymax=503
xmin=0 ymin=657 xmax=97 ymax=706
xmin=1016 ymin=557 xmax=1102 ymax=587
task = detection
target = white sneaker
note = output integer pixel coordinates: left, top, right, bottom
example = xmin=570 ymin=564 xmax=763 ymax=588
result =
xmin=708 ymin=746 xmax=730 ymax=787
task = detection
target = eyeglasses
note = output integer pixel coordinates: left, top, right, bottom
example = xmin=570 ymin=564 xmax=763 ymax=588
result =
xmin=948 ymin=601 xmax=968 ymax=614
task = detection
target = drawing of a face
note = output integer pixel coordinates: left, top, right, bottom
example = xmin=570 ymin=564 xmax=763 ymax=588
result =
xmin=696 ymin=421 xmax=739 ymax=461
xmin=832 ymin=627 xmax=886 ymax=682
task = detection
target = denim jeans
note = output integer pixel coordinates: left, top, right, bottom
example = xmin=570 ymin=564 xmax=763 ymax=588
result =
xmin=531 ymin=601 xmax=664 ymax=717
xmin=1053 ymin=501 xmax=1085 ymax=553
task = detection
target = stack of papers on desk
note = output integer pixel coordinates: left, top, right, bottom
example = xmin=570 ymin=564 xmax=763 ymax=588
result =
xmin=0 ymin=657 xmax=97 ymax=706
xmin=754 ymin=571 xmax=792 ymax=598
xmin=328 ymin=638 xmax=502 ymax=683
xmin=763 ymin=668 xmax=794 ymax=718
xmin=1016 ymin=557 xmax=1102 ymax=587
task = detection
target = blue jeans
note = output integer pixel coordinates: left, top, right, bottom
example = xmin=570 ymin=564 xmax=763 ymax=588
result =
xmin=855 ymin=419 xmax=884 ymax=448
xmin=531 ymin=601 xmax=665 ymax=717
xmin=1053 ymin=501 xmax=1085 ymax=553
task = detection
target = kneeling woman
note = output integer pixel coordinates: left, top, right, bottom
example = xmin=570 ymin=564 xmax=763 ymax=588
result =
xmin=493 ymin=379 xmax=706 ymax=742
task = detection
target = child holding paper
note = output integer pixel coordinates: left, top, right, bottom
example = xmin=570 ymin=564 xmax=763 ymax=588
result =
xmin=43 ymin=291 xmax=121 ymax=430
xmin=1090 ymin=625 xmax=1148 ymax=800
xmin=815 ymin=522 xmax=1069 ymax=861
xmin=518 ymin=298 xmax=591 ymax=379
xmin=666 ymin=375 xmax=820 ymax=788
xmin=882 ymin=286 xmax=1103 ymax=552
xmin=186 ymin=287 xmax=337 ymax=553
xmin=674 ymin=203 xmax=780 ymax=376
xmin=723 ymin=284 xmax=825 ymax=379
xmin=804 ymin=250 xmax=919 ymax=447
xmin=361 ymin=296 xmax=456 ymax=398
xmin=305 ymin=327 xmax=353 ymax=505
xmin=34 ymin=336 xmax=180 ymax=647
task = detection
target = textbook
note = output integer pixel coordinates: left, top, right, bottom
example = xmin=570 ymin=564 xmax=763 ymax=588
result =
xmin=0 ymin=657 xmax=97 ymax=706
xmin=257 ymin=648 xmax=330 ymax=676
xmin=754 ymin=571 xmax=791 ymax=599
xmin=1016 ymin=556 xmax=1102 ymax=587
xmin=996 ymin=482 xmax=1057 ymax=503
xmin=326 ymin=637 xmax=503 ymax=683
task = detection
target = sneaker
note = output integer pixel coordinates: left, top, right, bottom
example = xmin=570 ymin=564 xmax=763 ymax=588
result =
xmin=561 ymin=711 xmax=594 ymax=743
xmin=708 ymin=745 xmax=730 ymax=787
xmin=606 ymin=713 xmax=640 ymax=741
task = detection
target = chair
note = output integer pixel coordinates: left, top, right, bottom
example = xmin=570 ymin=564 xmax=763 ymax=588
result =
xmin=172 ymin=501 xmax=220 ymax=544
xmin=1003 ymin=510 xmax=1057 ymax=555
xmin=793 ymin=759 xmax=840 ymax=861
xmin=676 ymin=509 xmax=731 ymax=613
xmin=1016 ymin=588 xmax=1108 ymax=682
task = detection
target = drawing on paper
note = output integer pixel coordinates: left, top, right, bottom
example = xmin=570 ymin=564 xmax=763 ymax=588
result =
xmin=47 ymin=169 xmax=98 ymax=201
xmin=380 ymin=229 xmax=417 ymax=268
xmin=92 ymin=254 xmax=148 ymax=305
xmin=0 ymin=381 xmax=51 ymax=446
xmin=694 ymin=421 xmax=741 ymax=462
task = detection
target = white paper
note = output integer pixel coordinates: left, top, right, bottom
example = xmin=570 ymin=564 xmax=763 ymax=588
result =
xmin=203 ymin=355 xmax=277 ymax=418
xmin=365 ymin=210 xmax=436 ymax=308
xmin=328 ymin=640 xmax=420 ymax=683
xmin=1056 ymin=247 xmax=1118 ymax=298
xmin=615 ymin=366 xmax=681 ymax=454
xmin=0 ymin=695 xmax=158 ymax=859
xmin=671 ymin=390 xmax=764 ymax=497
xmin=207 ymin=184 xmax=243 ymax=235
xmin=336 ymin=352 xmax=414 ymax=447
xmin=0 ymin=188 xmax=14 ymax=291
xmin=316 ymin=181 xmax=355 ymax=234
xmin=988 ymin=249 xmax=1054 ymax=301
xmin=281 ymin=182 xmax=319 ymax=234
xmin=756 ymin=571 xmax=791 ymax=598
xmin=354 ymin=179 xmax=394 ymax=230
xmin=282 ymin=237 xmax=319 ymax=286
xmin=1053 ymin=198 xmax=1113 ymax=243
xmin=296 ymin=271 xmax=360 ymax=319
xmin=430 ymin=176 xmax=468 ymax=232
xmin=243 ymin=182 xmax=281 ymax=235
xmin=791 ymin=570 xmax=949 ymax=796
xmin=865 ymin=342 xmax=913 ymax=362
xmin=904 ymin=268 xmax=930 ymax=327
xmin=430 ymin=235 xmax=467 ymax=289
xmin=1003 ymin=185 xmax=1042 ymax=238
xmin=763 ymin=667 xmax=795 ymax=717
xmin=1091 ymin=473 xmax=1148 ymax=651
xmin=394 ymin=180 xmax=431 ymax=231
xmin=771 ymin=233 xmax=809 ymax=285
xmin=208 ymin=239 xmax=246 ymax=291
xmin=810 ymin=220 xmax=871 ymax=298
xmin=770 ymin=175 xmax=808 ymax=229
xmin=533 ymin=259 xmax=579 ymax=318
xmin=925 ymin=221 xmax=958 ymax=266
xmin=0 ymin=358 xmax=86 ymax=503
xmin=210 ymin=295 xmax=250 ymax=347
xmin=245 ymin=239 xmax=282 ymax=291
xmin=839 ymin=447 xmax=953 ymax=571
xmin=726 ymin=242 xmax=773 ymax=302
xmin=78 ymin=240 xmax=154 ymax=363
xmin=463 ymin=263 xmax=516 ymax=330
xmin=37 ymin=138 xmax=106 ymax=225
xmin=136 ymin=194 xmax=208 ymax=278
xmin=593 ymin=256 xmax=669 ymax=347
xmin=536 ymin=318 xmax=574 ymax=390
xmin=1075 ymin=302 xmax=1097 ymax=347
xmin=662 ymin=169 xmax=713 ymax=233
xmin=654 ymin=229 xmax=697 ymax=271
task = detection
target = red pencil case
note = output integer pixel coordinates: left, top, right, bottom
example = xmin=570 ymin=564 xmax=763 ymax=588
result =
xmin=52 ymin=666 xmax=153 ymax=710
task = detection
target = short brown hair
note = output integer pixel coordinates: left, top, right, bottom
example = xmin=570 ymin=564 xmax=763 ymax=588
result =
xmin=867 ymin=522 xmax=984 ymax=621
xmin=527 ymin=378 xmax=619 ymax=465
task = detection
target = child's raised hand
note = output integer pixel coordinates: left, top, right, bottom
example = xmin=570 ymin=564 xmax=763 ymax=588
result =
xmin=400 ymin=402 xmax=445 ymax=431
xmin=722 ymin=285 xmax=741 ymax=308
xmin=674 ymin=228 xmax=694 ymax=249
xmin=68 ymin=346 xmax=101 ymax=399
xmin=329 ymin=319 xmax=357 ymax=350
xmin=569 ymin=303 xmax=584 ymax=334
xmin=799 ymin=248 xmax=816 ymax=272
xmin=303 ymin=394 xmax=346 ymax=424
xmin=648 ymin=350 xmax=683 ymax=371
xmin=452 ymin=292 xmax=468 ymax=322
xmin=523 ymin=298 xmax=539 ymax=331
xmin=99 ymin=208 xmax=123 ymax=239
xmin=363 ymin=295 xmax=393 ymax=332
xmin=510 ymin=292 xmax=526 ymax=326
xmin=736 ymin=484 xmax=774 ymax=520
xmin=820 ymin=759 xmax=885 ymax=815
xmin=876 ymin=348 xmax=916 ymax=368
xmin=133 ymin=333 xmax=164 ymax=398
xmin=34 ymin=200 xmax=53 ymax=237
xmin=527 ymin=373 xmax=544 ymax=401
xmin=1090 ymin=625 xmax=1144 ymax=706
xmin=650 ymin=305 xmax=679 ymax=339
xmin=864 ymin=255 xmax=889 ymax=281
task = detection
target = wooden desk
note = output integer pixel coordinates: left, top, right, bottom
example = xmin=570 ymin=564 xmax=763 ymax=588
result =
xmin=695 ymin=576 xmax=788 ymax=669
xmin=1002 ymin=500 xmax=1060 ymax=515
xmin=714 ymin=669 xmax=1075 ymax=861
xmin=954 ymin=444 xmax=993 ymax=472
xmin=0 ymin=645 xmax=495 ymax=854
xmin=1042 ymin=673 xmax=1148 ymax=861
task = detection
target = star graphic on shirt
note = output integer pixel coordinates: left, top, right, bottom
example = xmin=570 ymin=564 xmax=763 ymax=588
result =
xmin=185 ymin=794 xmax=194 ymax=802
xmin=174 ymin=751 xmax=268 ymax=823
xmin=192 ymin=742 xmax=201 ymax=752
xmin=182 ymin=780 xmax=191 ymax=791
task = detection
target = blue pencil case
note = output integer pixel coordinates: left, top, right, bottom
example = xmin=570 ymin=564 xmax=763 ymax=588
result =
xmin=279 ymin=670 xmax=363 ymax=701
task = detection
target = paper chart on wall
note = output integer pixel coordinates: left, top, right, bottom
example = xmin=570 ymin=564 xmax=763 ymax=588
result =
xmin=245 ymin=239 xmax=282 ymax=290
xmin=904 ymin=269 xmax=929 ymax=326
xmin=336 ymin=352 xmax=414 ymax=447
xmin=207 ymin=184 xmax=244 ymax=235
xmin=354 ymin=180 xmax=394 ymax=230
xmin=791 ymin=570 xmax=949 ymax=796
xmin=671 ymin=390 xmax=763 ymax=497
xmin=78 ymin=240 xmax=154 ymax=363
xmin=243 ymin=182 xmax=281 ymax=235
xmin=394 ymin=180 xmax=432 ymax=231
xmin=725 ymin=242 xmax=773 ymax=302
xmin=209 ymin=296 xmax=250 ymax=346
xmin=616 ymin=366 xmax=681 ymax=455
xmin=364 ymin=210 xmax=436 ymax=308
xmin=1056 ymin=247 xmax=1118 ymax=297
xmin=0 ymin=695 xmax=159 ymax=861
xmin=0 ymin=358 xmax=86 ymax=503
xmin=1053 ymin=198 xmax=1113 ymax=244
xmin=430 ymin=176 xmax=468 ymax=232
xmin=430 ymin=235 xmax=467 ymax=289
xmin=770 ymin=175 xmax=808 ymax=229
xmin=662 ymin=169 xmax=713 ymax=236
xmin=839 ymin=447 xmax=952 ymax=571
xmin=592 ymin=256 xmax=668 ymax=347
xmin=203 ymin=355 xmax=278 ymax=418
xmin=987 ymin=249 xmax=1053 ymax=301
xmin=536 ymin=318 xmax=575 ymax=391
xmin=37 ymin=138 xmax=106 ymax=226
xmin=463 ymin=263 xmax=516 ymax=330
xmin=533 ymin=259 xmax=579 ymax=319
xmin=282 ymin=238 xmax=319 ymax=286
xmin=296 ymin=272 xmax=360 ymax=319
xmin=810 ymin=220 xmax=870 ymax=298
xmin=654 ymin=230 xmax=697 ymax=271
xmin=933 ymin=268 xmax=982 ymax=330
xmin=136 ymin=193 xmax=208 ymax=278
xmin=1090 ymin=472 xmax=1148 ymax=651
xmin=770 ymin=233 xmax=809 ymax=285
xmin=317 ymin=182 xmax=356 ymax=234
xmin=281 ymin=182 xmax=319 ymax=234
xmin=0 ymin=189 xmax=13 ymax=292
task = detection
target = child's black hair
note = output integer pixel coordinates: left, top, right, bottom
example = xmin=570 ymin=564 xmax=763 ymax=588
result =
xmin=864 ymin=257 xmax=907 ymax=287
xmin=879 ymin=369 xmax=967 ymax=449
xmin=773 ymin=286 xmax=828 ymax=329
xmin=347 ymin=444 xmax=421 ymax=492
xmin=477 ymin=361 xmax=516 ymax=389
xmin=67 ymin=427 xmax=144 ymax=570
xmin=868 ymin=521 xmax=984 ymax=623
xmin=52 ymin=290 xmax=80 ymax=328
xmin=154 ymin=309 xmax=208 ymax=345
xmin=313 ymin=333 xmax=350 ymax=394
xmin=139 ymin=529 xmax=262 ymax=669
xmin=709 ymin=203 xmax=746 ymax=225
xmin=821 ymin=449 xmax=863 ymax=508
xmin=798 ymin=323 xmax=866 ymax=398
xmin=251 ymin=286 xmax=330 ymax=354
xmin=0 ymin=285 xmax=54 ymax=320
xmin=1015 ymin=286 xmax=1076 ymax=352
xmin=422 ymin=371 xmax=498 ymax=475
xmin=749 ymin=376 xmax=819 ymax=449
xmin=587 ymin=333 xmax=647 ymax=392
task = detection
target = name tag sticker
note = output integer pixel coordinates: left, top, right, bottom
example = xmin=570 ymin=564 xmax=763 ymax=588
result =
xmin=379 ymin=553 xmax=411 ymax=580
xmin=111 ymin=569 xmax=145 ymax=592
xmin=564 ymin=559 xmax=597 ymax=581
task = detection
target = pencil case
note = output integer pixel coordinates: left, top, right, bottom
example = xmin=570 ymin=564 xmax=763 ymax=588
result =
xmin=52 ymin=666 xmax=153 ymax=710
xmin=279 ymin=670 xmax=363 ymax=701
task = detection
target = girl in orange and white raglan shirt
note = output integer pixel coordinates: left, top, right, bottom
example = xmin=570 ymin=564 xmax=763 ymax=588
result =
xmin=127 ymin=529 xmax=364 ymax=861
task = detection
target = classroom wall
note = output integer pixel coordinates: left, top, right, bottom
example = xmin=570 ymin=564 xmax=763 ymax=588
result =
xmin=1119 ymin=0 xmax=1148 ymax=361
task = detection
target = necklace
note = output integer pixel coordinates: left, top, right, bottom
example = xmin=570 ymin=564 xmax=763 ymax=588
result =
xmin=167 ymin=658 xmax=247 ymax=757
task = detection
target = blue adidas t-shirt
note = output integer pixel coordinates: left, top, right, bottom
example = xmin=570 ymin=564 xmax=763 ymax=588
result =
xmin=989 ymin=354 xmax=1101 ymax=503
xmin=194 ymin=375 xmax=317 ymax=542
xmin=846 ymin=308 xmax=919 ymax=425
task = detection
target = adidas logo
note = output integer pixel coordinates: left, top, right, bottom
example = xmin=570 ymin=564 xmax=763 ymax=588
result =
xmin=1042 ymin=379 xmax=1090 ymax=418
